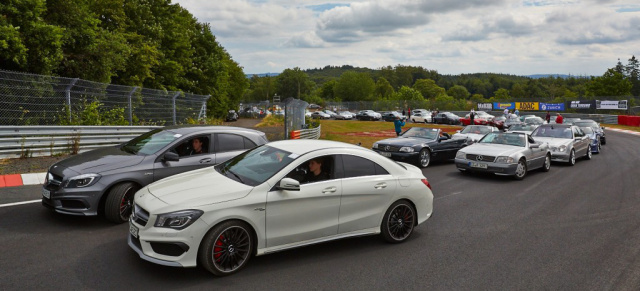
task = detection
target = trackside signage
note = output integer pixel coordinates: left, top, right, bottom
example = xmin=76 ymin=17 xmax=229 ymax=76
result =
xmin=540 ymin=103 xmax=565 ymax=111
xmin=477 ymin=103 xmax=492 ymax=110
xmin=516 ymin=102 xmax=539 ymax=111
xmin=493 ymin=102 xmax=515 ymax=110
xmin=567 ymin=100 xmax=596 ymax=110
xmin=596 ymin=100 xmax=627 ymax=110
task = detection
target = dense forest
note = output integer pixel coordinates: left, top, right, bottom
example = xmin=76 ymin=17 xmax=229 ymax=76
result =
xmin=0 ymin=0 xmax=246 ymax=118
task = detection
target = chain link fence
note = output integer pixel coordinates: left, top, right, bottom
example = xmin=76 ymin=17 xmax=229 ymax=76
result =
xmin=0 ymin=69 xmax=209 ymax=126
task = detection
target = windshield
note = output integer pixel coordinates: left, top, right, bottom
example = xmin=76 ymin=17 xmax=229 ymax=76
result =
xmin=575 ymin=121 xmax=598 ymax=128
xmin=479 ymin=133 xmax=526 ymax=147
xmin=524 ymin=118 xmax=543 ymax=125
xmin=215 ymin=145 xmax=297 ymax=186
xmin=581 ymin=127 xmax=594 ymax=134
xmin=461 ymin=126 xmax=492 ymax=134
xmin=121 ymin=129 xmax=180 ymax=155
xmin=401 ymin=127 xmax=439 ymax=140
xmin=532 ymin=126 xmax=573 ymax=139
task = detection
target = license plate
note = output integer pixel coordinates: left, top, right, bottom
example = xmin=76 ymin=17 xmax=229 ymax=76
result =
xmin=469 ymin=161 xmax=488 ymax=169
xmin=380 ymin=152 xmax=392 ymax=157
xmin=42 ymin=188 xmax=51 ymax=199
xmin=129 ymin=222 xmax=139 ymax=238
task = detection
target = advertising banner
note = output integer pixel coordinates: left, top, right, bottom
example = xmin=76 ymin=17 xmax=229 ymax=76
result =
xmin=596 ymin=100 xmax=628 ymax=110
xmin=539 ymin=103 xmax=565 ymax=111
xmin=477 ymin=103 xmax=493 ymax=111
xmin=567 ymin=100 xmax=596 ymax=110
xmin=493 ymin=102 xmax=515 ymax=110
xmin=515 ymin=102 xmax=539 ymax=111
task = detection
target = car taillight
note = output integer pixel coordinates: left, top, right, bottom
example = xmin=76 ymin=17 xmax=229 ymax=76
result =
xmin=421 ymin=178 xmax=432 ymax=190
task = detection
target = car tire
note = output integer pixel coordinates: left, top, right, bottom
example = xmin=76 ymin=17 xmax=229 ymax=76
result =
xmin=597 ymin=142 xmax=601 ymax=153
xmin=199 ymin=220 xmax=254 ymax=276
xmin=568 ymin=149 xmax=576 ymax=166
xmin=381 ymin=200 xmax=416 ymax=243
xmin=585 ymin=147 xmax=592 ymax=160
xmin=105 ymin=182 xmax=139 ymax=223
xmin=514 ymin=159 xmax=527 ymax=180
xmin=601 ymin=137 xmax=606 ymax=145
xmin=542 ymin=154 xmax=551 ymax=172
xmin=418 ymin=148 xmax=431 ymax=168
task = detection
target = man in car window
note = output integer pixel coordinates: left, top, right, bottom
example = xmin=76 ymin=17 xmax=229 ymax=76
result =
xmin=304 ymin=158 xmax=330 ymax=183
xmin=189 ymin=137 xmax=207 ymax=155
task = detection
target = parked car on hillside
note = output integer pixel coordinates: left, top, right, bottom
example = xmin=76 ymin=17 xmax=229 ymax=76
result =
xmin=310 ymin=111 xmax=331 ymax=119
xmin=410 ymin=112 xmax=431 ymax=123
xmin=433 ymin=112 xmax=461 ymax=125
xmin=225 ymin=110 xmax=238 ymax=122
xmin=382 ymin=111 xmax=406 ymax=122
xmin=42 ymin=125 xmax=268 ymax=223
xmin=372 ymin=127 xmax=467 ymax=168
xmin=322 ymin=110 xmax=338 ymax=119
xmin=460 ymin=113 xmax=489 ymax=126
xmin=455 ymin=132 xmax=551 ymax=180
xmin=356 ymin=110 xmax=382 ymax=121
xmin=129 ymin=139 xmax=434 ymax=276
xmin=336 ymin=111 xmax=355 ymax=120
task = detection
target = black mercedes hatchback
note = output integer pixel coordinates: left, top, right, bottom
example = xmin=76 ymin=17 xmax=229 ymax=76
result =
xmin=42 ymin=125 xmax=268 ymax=223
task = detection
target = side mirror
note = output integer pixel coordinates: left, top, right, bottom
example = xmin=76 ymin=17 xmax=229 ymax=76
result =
xmin=277 ymin=178 xmax=300 ymax=191
xmin=163 ymin=151 xmax=180 ymax=162
xmin=456 ymin=130 xmax=461 ymax=133
xmin=530 ymin=143 xmax=540 ymax=149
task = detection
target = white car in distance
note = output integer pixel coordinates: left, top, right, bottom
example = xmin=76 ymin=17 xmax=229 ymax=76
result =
xmin=129 ymin=139 xmax=434 ymax=276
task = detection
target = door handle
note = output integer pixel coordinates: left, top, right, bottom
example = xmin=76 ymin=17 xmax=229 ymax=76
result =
xmin=374 ymin=183 xmax=387 ymax=189
xmin=322 ymin=187 xmax=337 ymax=194
xmin=199 ymin=158 xmax=212 ymax=164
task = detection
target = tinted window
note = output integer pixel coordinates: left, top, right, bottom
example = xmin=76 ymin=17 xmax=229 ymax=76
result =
xmin=374 ymin=163 xmax=389 ymax=175
xmin=341 ymin=155 xmax=384 ymax=178
xmin=218 ymin=134 xmax=245 ymax=152
xmin=244 ymin=137 xmax=257 ymax=149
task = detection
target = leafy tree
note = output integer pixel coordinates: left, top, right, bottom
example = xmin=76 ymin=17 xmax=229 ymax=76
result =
xmin=374 ymin=77 xmax=394 ymax=99
xmin=447 ymin=85 xmax=470 ymax=100
xmin=392 ymin=86 xmax=423 ymax=101
xmin=615 ymin=58 xmax=625 ymax=74
xmin=493 ymin=88 xmax=511 ymax=100
xmin=510 ymin=83 xmax=526 ymax=99
xmin=470 ymin=93 xmax=486 ymax=103
xmin=276 ymin=67 xmax=312 ymax=99
xmin=413 ymin=79 xmax=445 ymax=99
xmin=334 ymin=71 xmax=375 ymax=101
xmin=625 ymin=55 xmax=640 ymax=96
xmin=586 ymin=68 xmax=632 ymax=97
xmin=319 ymin=79 xmax=337 ymax=100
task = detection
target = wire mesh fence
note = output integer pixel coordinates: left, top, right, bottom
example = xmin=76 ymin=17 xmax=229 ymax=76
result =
xmin=0 ymin=69 xmax=209 ymax=126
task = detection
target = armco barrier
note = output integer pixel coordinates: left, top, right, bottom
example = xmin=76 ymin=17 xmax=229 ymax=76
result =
xmin=290 ymin=125 xmax=321 ymax=140
xmin=0 ymin=126 xmax=161 ymax=159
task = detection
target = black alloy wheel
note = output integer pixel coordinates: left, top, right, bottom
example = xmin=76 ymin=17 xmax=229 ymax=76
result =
xmin=200 ymin=221 xmax=253 ymax=276
xmin=105 ymin=182 xmax=139 ymax=224
xmin=381 ymin=200 xmax=416 ymax=243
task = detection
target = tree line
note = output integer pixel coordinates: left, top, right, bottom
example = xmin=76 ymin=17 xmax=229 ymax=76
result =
xmin=245 ymin=58 xmax=639 ymax=111
xmin=1 ymin=0 xmax=246 ymax=118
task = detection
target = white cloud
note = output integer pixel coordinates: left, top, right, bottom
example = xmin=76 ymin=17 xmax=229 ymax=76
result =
xmin=174 ymin=0 xmax=640 ymax=75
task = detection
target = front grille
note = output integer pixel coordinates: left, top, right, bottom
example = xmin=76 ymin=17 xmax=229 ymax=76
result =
xmin=45 ymin=172 xmax=64 ymax=190
xmin=379 ymin=144 xmax=401 ymax=152
xmin=130 ymin=234 xmax=142 ymax=250
xmin=465 ymin=154 xmax=496 ymax=162
xmin=132 ymin=204 xmax=149 ymax=226
xmin=60 ymin=200 xmax=87 ymax=209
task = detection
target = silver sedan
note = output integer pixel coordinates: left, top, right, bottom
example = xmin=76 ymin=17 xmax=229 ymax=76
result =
xmin=530 ymin=124 xmax=592 ymax=165
xmin=455 ymin=132 xmax=551 ymax=180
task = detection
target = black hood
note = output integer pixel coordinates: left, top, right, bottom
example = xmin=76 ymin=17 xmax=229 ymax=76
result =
xmin=377 ymin=136 xmax=434 ymax=147
xmin=54 ymin=146 xmax=145 ymax=173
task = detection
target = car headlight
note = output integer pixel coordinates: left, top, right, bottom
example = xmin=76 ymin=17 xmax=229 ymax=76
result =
xmin=372 ymin=143 xmax=378 ymax=149
xmin=65 ymin=173 xmax=101 ymax=188
xmin=399 ymin=147 xmax=414 ymax=153
xmin=155 ymin=210 xmax=204 ymax=230
xmin=495 ymin=156 xmax=514 ymax=163
xmin=455 ymin=151 xmax=466 ymax=159
xmin=558 ymin=145 xmax=567 ymax=152
xmin=465 ymin=138 xmax=476 ymax=145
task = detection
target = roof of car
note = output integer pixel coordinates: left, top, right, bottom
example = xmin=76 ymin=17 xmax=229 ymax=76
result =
xmin=161 ymin=125 xmax=263 ymax=135
xmin=267 ymin=139 xmax=364 ymax=155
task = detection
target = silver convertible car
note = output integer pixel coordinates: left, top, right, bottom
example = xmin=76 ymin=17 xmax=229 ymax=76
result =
xmin=129 ymin=139 xmax=434 ymax=276
xmin=530 ymin=124 xmax=592 ymax=165
xmin=455 ymin=132 xmax=551 ymax=180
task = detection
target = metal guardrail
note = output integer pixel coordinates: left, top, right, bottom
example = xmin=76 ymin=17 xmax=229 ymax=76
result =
xmin=0 ymin=126 xmax=160 ymax=159
xmin=290 ymin=125 xmax=321 ymax=140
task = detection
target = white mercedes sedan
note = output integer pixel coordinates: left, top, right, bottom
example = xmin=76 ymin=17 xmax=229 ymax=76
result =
xmin=129 ymin=140 xmax=434 ymax=276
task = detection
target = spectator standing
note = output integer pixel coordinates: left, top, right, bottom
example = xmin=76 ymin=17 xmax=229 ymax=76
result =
xmin=470 ymin=109 xmax=476 ymax=125
xmin=394 ymin=116 xmax=406 ymax=136
xmin=555 ymin=113 xmax=564 ymax=124
xmin=514 ymin=108 xmax=520 ymax=116
xmin=402 ymin=109 xmax=406 ymax=116
xmin=503 ymin=108 xmax=509 ymax=117
xmin=545 ymin=111 xmax=551 ymax=123
xmin=408 ymin=107 xmax=411 ymax=119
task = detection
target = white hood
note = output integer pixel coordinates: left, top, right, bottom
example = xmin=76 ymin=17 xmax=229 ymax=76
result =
xmin=147 ymin=167 xmax=253 ymax=206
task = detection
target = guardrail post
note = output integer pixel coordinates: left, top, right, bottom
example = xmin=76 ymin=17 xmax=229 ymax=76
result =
xmin=65 ymin=78 xmax=79 ymax=122
xmin=128 ymin=87 xmax=139 ymax=125
xmin=172 ymin=92 xmax=180 ymax=125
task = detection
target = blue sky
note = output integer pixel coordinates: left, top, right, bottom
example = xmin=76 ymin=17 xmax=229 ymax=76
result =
xmin=174 ymin=0 xmax=640 ymax=76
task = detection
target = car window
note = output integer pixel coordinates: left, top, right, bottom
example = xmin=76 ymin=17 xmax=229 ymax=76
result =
xmin=173 ymin=135 xmax=211 ymax=157
xmin=341 ymin=155 xmax=386 ymax=178
xmin=216 ymin=145 xmax=296 ymax=186
xmin=217 ymin=133 xmax=246 ymax=152
xmin=122 ymin=129 xmax=180 ymax=155
xmin=285 ymin=155 xmax=336 ymax=184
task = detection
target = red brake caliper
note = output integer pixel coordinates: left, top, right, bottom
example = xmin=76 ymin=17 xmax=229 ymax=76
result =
xmin=214 ymin=235 xmax=225 ymax=260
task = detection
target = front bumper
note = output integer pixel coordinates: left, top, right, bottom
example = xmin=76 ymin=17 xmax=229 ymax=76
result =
xmin=372 ymin=150 xmax=420 ymax=164
xmin=454 ymin=159 xmax=519 ymax=176
xmin=41 ymin=184 xmax=104 ymax=216
xmin=550 ymin=151 xmax=571 ymax=162
xmin=128 ymin=216 xmax=208 ymax=268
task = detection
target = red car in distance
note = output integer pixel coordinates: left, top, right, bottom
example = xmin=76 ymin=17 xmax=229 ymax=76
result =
xmin=460 ymin=113 xmax=489 ymax=126
xmin=486 ymin=116 xmax=506 ymax=130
